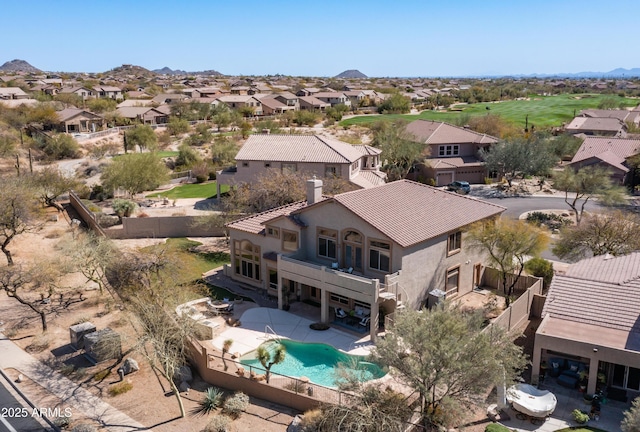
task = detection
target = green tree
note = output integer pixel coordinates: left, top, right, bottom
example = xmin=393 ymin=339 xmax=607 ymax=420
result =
xmin=622 ymin=396 xmax=640 ymax=432
xmin=372 ymin=304 xmax=526 ymax=429
xmin=211 ymin=137 xmax=238 ymax=167
xmin=467 ymin=218 xmax=548 ymax=300
xmin=377 ymin=93 xmax=411 ymax=114
xmin=553 ymin=210 xmax=640 ymax=262
xmin=370 ymin=119 xmax=423 ymax=181
xmin=256 ymin=343 xmax=286 ymax=383
xmin=524 ymin=257 xmax=554 ymax=289
xmin=35 ymin=133 xmax=80 ymax=160
xmin=112 ymin=199 xmax=138 ymax=219
xmin=185 ymin=123 xmax=213 ymax=147
xmin=221 ymin=339 xmax=233 ymax=371
xmin=30 ymin=166 xmax=81 ymax=211
xmin=212 ymin=105 xmax=233 ymax=131
xmin=167 ymin=117 xmax=190 ymax=136
xmin=101 ymin=153 xmax=169 ymax=197
xmin=552 ymin=166 xmax=626 ymax=225
xmin=125 ymin=124 xmax=157 ymax=152
xmin=86 ymin=98 xmax=117 ymax=113
xmin=480 ymin=134 xmax=558 ymax=187
xmin=175 ymin=143 xmax=202 ymax=168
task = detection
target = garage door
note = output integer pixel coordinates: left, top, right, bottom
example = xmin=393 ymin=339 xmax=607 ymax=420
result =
xmin=436 ymin=172 xmax=453 ymax=186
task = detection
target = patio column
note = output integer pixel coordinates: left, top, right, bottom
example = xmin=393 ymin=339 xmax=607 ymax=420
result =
xmin=587 ymin=356 xmax=599 ymax=395
xmin=320 ymin=286 xmax=329 ymax=323
xmin=216 ymin=182 xmax=221 ymax=200
xmin=531 ymin=338 xmax=542 ymax=386
xmin=370 ymin=299 xmax=379 ymax=342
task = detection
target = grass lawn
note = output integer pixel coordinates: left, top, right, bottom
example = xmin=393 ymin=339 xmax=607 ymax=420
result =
xmin=146 ymin=182 xmax=229 ymax=199
xmin=140 ymin=238 xmax=253 ymax=303
xmin=156 ymin=150 xmax=179 ymax=158
xmin=340 ymin=94 xmax=639 ymax=129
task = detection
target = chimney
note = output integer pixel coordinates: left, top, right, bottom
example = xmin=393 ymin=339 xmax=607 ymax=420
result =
xmin=306 ymin=177 xmax=323 ymax=205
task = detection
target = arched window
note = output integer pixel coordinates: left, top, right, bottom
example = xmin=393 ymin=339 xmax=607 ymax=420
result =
xmin=234 ymin=240 xmax=260 ymax=281
xmin=343 ymin=230 xmax=363 ymax=272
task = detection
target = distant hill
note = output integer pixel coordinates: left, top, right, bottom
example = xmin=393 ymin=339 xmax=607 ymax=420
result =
xmin=152 ymin=66 xmax=223 ymax=76
xmin=335 ymin=69 xmax=367 ymax=79
xmin=107 ymin=64 xmax=155 ymax=78
xmin=0 ymin=59 xmax=42 ymax=73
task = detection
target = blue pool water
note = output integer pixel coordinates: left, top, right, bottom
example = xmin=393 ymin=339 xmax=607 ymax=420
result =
xmin=239 ymin=339 xmax=386 ymax=388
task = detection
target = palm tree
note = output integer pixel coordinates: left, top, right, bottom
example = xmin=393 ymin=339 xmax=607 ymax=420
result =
xmin=256 ymin=344 xmax=286 ymax=383
xmin=222 ymin=339 xmax=233 ymax=371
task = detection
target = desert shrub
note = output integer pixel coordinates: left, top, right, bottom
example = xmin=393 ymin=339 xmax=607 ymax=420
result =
xmin=222 ymin=392 xmax=249 ymax=418
xmin=203 ymin=415 xmax=230 ymax=432
xmin=112 ymin=199 xmax=137 ymax=218
xmin=53 ymin=415 xmax=71 ymax=429
xmin=93 ymin=370 xmax=111 ymax=381
xmin=525 ymin=211 xmax=571 ymax=230
xmin=192 ymin=162 xmax=210 ymax=183
xmin=108 ymin=380 xmax=133 ymax=396
xmin=284 ymin=380 xmax=306 ymax=393
xmin=36 ymin=133 xmax=80 ymax=160
xmin=71 ymin=423 xmax=98 ymax=432
xmin=59 ymin=364 xmax=76 ymax=376
xmin=137 ymin=211 xmax=149 ymax=218
xmin=26 ymin=334 xmax=50 ymax=353
xmin=484 ymin=424 xmax=512 ymax=432
xmin=525 ymin=257 xmax=554 ymax=289
xmin=72 ymin=316 xmax=91 ymax=326
xmin=175 ymin=142 xmax=202 ymax=168
xmin=192 ymin=387 xmax=224 ymax=416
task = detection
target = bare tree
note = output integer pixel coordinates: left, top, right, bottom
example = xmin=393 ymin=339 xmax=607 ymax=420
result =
xmin=30 ymin=166 xmax=81 ymax=211
xmin=552 ymin=166 xmax=626 ymax=225
xmin=0 ymin=262 xmax=84 ymax=332
xmin=62 ymin=232 xmax=117 ymax=295
xmin=0 ymin=177 xmax=41 ymax=266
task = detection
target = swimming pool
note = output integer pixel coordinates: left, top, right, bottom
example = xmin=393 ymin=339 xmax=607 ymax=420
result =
xmin=239 ymin=339 xmax=386 ymax=388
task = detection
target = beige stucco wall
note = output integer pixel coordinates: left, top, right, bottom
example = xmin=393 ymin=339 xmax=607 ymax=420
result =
xmin=219 ymin=162 xmax=352 ymax=188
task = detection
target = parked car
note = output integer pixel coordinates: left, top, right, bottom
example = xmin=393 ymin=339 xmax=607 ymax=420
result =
xmin=447 ymin=181 xmax=470 ymax=194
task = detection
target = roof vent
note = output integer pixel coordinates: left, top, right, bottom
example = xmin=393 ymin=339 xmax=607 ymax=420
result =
xmin=603 ymin=253 xmax=614 ymax=260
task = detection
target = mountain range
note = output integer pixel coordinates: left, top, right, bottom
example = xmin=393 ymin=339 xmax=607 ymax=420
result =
xmin=1 ymin=59 xmax=640 ymax=79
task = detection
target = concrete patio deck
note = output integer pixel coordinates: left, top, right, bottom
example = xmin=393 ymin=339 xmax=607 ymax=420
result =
xmin=500 ymin=379 xmax=627 ymax=432
xmin=210 ymin=307 xmax=374 ymax=357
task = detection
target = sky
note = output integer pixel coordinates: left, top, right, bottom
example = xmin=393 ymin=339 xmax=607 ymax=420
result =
xmin=3 ymin=0 xmax=638 ymax=77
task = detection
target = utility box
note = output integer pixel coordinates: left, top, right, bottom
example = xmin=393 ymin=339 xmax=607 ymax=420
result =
xmin=427 ymin=289 xmax=446 ymax=309
xmin=69 ymin=322 xmax=96 ymax=350
xmin=84 ymin=328 xmax=121 ymax=364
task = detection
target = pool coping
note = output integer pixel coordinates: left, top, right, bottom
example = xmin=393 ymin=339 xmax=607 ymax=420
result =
xmin=210 ymin=307 xmax=375 ymax=358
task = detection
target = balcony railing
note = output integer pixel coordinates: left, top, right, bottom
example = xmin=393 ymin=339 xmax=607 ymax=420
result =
xmin=278 ymin=255 xmax=380 ymax=303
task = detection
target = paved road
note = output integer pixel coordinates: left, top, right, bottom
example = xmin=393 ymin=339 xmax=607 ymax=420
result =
xmin=0 ymin=379 xmax=46 ymax=432
xmin=478 ymin=195 xmax=603 ymax=218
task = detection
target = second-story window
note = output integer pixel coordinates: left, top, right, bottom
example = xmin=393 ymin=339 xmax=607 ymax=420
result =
xmin=325 ymin=165 xmax=339 ymax=178
xmin=283 ymin=230 xmax=298 ymax=251
xmin=318 ymin=228 xmax=337 ymax=259
xmin=447 ymin=231 xmax=462 ymax=255
xmin=266 ymin=226 xmax=279 ymax=238
xmin=438 ymin=145 xmax=460 ymax=157
xmin=369 ymin=240 xmax=390 ymax=272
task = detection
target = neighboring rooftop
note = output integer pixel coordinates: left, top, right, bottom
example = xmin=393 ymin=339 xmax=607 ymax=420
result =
xmin=405 ymin=120 xmax=498 ymax=145
xmin=234 ymin=134 xmax=364 ymax=164
xmin=570 ymin=136 xmax=640 ymax=165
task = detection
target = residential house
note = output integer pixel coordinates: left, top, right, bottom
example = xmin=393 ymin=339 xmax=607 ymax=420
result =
xmin=151 ymin=93 xmax=190 ymax=104
xmin=226 ymin=179 xmax=505 ymax=339
xmin=273 ymin=92 xmax=300 ymax=110
xmin=116 ymin=106 xmax=168 ymax=124
xmin=579 ymin=109 xmax=640 ymax=126
xmin=59 ymin=86 xmax=96 ymax=99
xmin=55 ymin=108 xmax=104 ymax=133
xmin=296 ymin=87 xmax=321 ymax=97
xmin=93 ymin=86 xmax=123 ymax=100
xmin=216 ymin=134 xmax=386 ymax=198
xmin=215 ymin=95 xmax=263 ymax=115
xmin=532 ymin=253 xmax=640 ymax=398
xmin=313 ymin=92 xmax=352 ymax=108
xmin=343 ymin=90 xmax=366 ymax=107
xmin=256 ymin=96 xmax=295 ymax=115
xmin=0 ymin=87 xmax=29 ymax=99
xmin=404 ymin=120 xmax=499 ymax=186
xmin=565 ymin=117 xmax=627 ymax=137
xmin=298 ymin=96 xmax=330 ymax=111
xmin=568 ymin=137 xmax=640 ymax=184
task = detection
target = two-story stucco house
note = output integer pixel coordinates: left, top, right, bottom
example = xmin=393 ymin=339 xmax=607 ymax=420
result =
xmin=405 ymin=120 xmax=499 ymax=186
xmin=216 ymin=134 xmax=387 ymax=198
xmin=225 ymin=179 xmax=505 ymax=340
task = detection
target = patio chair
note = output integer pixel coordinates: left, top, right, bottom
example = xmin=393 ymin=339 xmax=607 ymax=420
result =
xmin=331 ymin=262 xmax=339 ymax=270
xmin=358 ymin=316 xmax=370 ymax=328
xmin=336 ymin=308 xmax=347 ymax=319
xmin=347 ymin=267 xmax=354 ymax=274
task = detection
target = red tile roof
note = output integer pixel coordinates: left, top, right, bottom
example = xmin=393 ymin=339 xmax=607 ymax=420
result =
xmin=405 ymin=120 xmax=498 ymax=145
xmin=570 ymin=137 xmax=640 ymax=165
xmin=542 ymin=253 xmax=640 ymax=334
xmin=311 ymin=180 xmax=505 ymax=248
